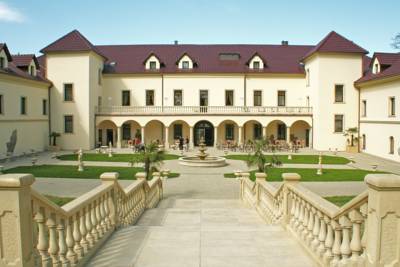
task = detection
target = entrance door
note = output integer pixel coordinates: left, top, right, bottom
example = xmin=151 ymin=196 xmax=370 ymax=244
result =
xmin=305 ymin=129 xmax=310 ymax=147
xmin=106 ymin=129 xmax=114 ymax=146
xmin=194 ymin=121 xmax=214 ymax=146
xmin=199 ymin=90 xmax=208 ymax=113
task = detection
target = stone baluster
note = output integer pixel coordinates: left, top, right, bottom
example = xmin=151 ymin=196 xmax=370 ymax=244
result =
xmin=85 ymin=204 xmax=94 ymax=248
xmin=57 ymin=218 xmax=69 ymax=266
xmin=100 ymin=172 xmax=118 ymax=227
xmin=47 ymin=213 xmax=60 ymax=265
xmin=289 ymin=192 xmax=296 ymax=227
xmin=100 ymin=194 xmax=107 ymax=232
xmin=282 ymin=173 xmax=301 ymax=225
xmin=31 ymin=204 xmax=42 ymax=266
xmin=331 ymin=220 xmax=342 ymax=267
xmin=36 ymin=207 xmax=51 ymax=266
xmin=311 ymin=210 xmax=321 ymax=252
xmin=323 ymin=216 xmax=334 ymax=265
xmin=103 ymin=192 xmax=111 ymax=229
xmin=79 ymin=208 xmax=89 ymax=254
xmin=297 ymin=200 xmax=305 ymax=233
xmin=359 ymin=204 xmax=368 ymax=264
xmin=73 ymin=212 xmax=83 ymax=260
xmin=95 ymin=198 xmax=103 ymax=237
xmin=65 ymin=217 xmax=77 ymax=265
xmin=306 ymin=206 xmax=315 ymax=245
xmin=317 ymin=214 xmax=327 ymax=258
xmin=90 ymin=201 xmax=99 ymax=241
xmin=293 ymin=195 xmax=300 ymax=228
xmin=339 ymin=215 xmax=352 ymax=265
xmin=302 ymin=203 xmax=310 ymax=240
xmin=349 ymin=209 xmax=363 ymax=264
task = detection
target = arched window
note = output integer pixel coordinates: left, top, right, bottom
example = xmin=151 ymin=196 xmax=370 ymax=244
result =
xmin=389 ymin=136 xmax=394 ymax=154
xmin=362 ymin=134 xmax=366 ymax=150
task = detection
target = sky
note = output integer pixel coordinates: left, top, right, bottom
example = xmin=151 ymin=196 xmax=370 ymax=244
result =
xmin=0 ymin=0 xmax=399 ymax=56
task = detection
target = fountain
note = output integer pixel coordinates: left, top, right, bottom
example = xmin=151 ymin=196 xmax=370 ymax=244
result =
xmin=178 ymin=137 xmax=227 ymax=167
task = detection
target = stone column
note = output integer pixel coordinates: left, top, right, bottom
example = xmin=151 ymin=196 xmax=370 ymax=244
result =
xmin=365 ymin=174 xmax=400 ymax=266
xmin=286 ymin=126 xmax=291 ymax=144
xmin=116 ymin=126 xmax=122 ymax=148
xmin=141 ymin=127 xmax=145 ymax=144
xmin=189 ymin=126 xmax=194 ymax=149
xmin=214 ymin=127 xmax=218 ymax=148
xmin=282 ymin=173 xmax=301 ymax=226
xmin=309 ymin=127 xmax=313 ymax=148
xmin=0 ymin=174 xmax=36 ymax=267
xmin=263 ymin=126 xmax=268 ymax=140
xmin=164 ymin=127 xmax=169 ymax=148
xmin=238 ymin=126 xmax=243 ymax=145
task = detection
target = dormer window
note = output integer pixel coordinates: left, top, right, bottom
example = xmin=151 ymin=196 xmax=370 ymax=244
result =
xmin=372 ymin=57 xmax=380 ymax=74
xmin=373 ymin=63 xmax=379 ymax=74
xmin=29 ymin=65 xmax=36 ymax=76
xmin=149 ymin=61 xmax=157 ymax=70
xmin=253 ymin=61 xmax=260 ymax=69
xmin=182 ymin=61 xmax=189 ymax=69
xmin=248 ymin=53 xmax=265 ymax=70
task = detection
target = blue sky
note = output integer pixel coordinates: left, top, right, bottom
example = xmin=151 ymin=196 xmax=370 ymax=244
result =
xmin=0 ymin=0 xmax=399 ymax=55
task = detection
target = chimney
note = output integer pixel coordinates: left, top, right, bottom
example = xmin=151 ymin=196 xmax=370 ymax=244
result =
xmin=281 ymin=40 xmax=289 ymax=45
xmin=174 ymin=40 xmax=179 ymax=45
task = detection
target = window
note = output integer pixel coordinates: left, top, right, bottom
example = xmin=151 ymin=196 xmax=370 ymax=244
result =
xmin=254 ymin=123 xmax=262 ymax=140
xmin=374 ymin=63 xmax=379 ymax=74
xmin=64 ymin=115 xmax=73 ymax=133
xmin=253 ymin=61 xmax=260 ymax=69
xmin=122 ymin=90 xmax=130 ymax=106
xmin=146 ymin=90 xmax=155 ymax=106
xmin=64 ymin=84 xmax=73 ymax=101
xmin=389 ymin=136 xmax=395 ymax=154
xmin=335 ymin=85 xmax=344 ymax=103
xmin=0 ymin=94 xmax=3 ymax=114
xmin=182 ymin=61 xmax=189 ymax=69
xmin=306 ymin=68 xmax=310 ymax=87
xmin=219 ymin=53 xmax=240 ymax=60
xmin=389 ymin=97 xmax=396 ymax=116
xmin=362 ymin=134 xmax=366 ymax=150
xmin=42 ymin=99 xmax=47 ymax=115
xmin=225 ymin=90 xmax=234 ymax=106
xmin=174 ymin=124 xmax=183 ymax=139
xmin=98 ymin=68 xmax=102 ymax=85
xmin=0 ymin=57 xmax=4 ymax=68
xmin=29 ymin=65 xmax=35 ymax=76
xmin=122 ymin=123 xmax=131 ymax=140
xmin=277 ymin=91 xmax=286 ymax=106
xmin=174 ymin=90 xmax=183 ymax=106
xmin=20 ymin=97 xmax=27 ymax=115
xmin=225 ymin=124 xmax=234 ymax=140
xmin=334 ymin=115 xmax=344 ymax=133
xmin=362 ymin=100 xmax=367 ymax=117
xmin=254 ymin=90 xmax=262 ymax=106
xmin=98 ymin=96 xmax=102 ymax=107
xmin=277 ymin=124 xmax=286 ymax=140
xmin=149 ymin=61 xmax=157 ymax=70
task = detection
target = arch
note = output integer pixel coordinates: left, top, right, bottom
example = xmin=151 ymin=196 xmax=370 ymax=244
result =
xmin=194 ymin=120 xmax=214 ymax=146
xmin=216 ymin=120 xmax=240 ymax=146
xmin=266 ymin=120 xmax=287 ymax=142
xmin=167 ymin=120 xmax=191 ymax=147
xmin=290 ymin=120 xmax=312 ymax=147
xmin=243 ymin=119 xmax=264 ymax=142
xmin=389 ymin=136 xmax=395 ymax=154
xmin=96 ymin=120 xmax=118 ymax=147
xmin=144 ymin=120 xmax=165 ymax=144
xmin=120 ymin=120 xmax=141 ymax=147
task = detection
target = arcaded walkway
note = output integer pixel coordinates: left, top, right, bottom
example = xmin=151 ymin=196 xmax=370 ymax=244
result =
xmin=86 ymin=199 xmax=314 ymax=267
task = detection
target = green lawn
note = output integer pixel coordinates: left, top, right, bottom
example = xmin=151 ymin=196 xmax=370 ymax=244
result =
xmin=4 ymin=165 xmax=179 ymax=180
xmin=324 ymin=196 xmax=355 ymax=207
xmin=57 ymin=153 xmax=180 ymax=162
xmin=224 ymin=168 xmax=384 ymax=182
xmin=225 ymin=154 xmax=350 ymax=164
xmin=45 ymin=195 xmax=75 ymax=206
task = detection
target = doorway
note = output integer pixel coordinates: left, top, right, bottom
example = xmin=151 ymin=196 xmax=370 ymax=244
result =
xmin=199 ymin=90 xmax=208 ymax=113
xmin=194 ymin=120 xmax=214 ymax=146
xmin=106 ymin=129 xmax=114 ymax=146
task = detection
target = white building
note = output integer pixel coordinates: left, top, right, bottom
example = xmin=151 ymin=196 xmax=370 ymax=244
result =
xmin=1 ymin=30 xmax=399 ymax=162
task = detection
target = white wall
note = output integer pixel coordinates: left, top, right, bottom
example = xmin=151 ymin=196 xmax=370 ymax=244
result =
xmin=0 ymin=76 xmax=49 ymax=156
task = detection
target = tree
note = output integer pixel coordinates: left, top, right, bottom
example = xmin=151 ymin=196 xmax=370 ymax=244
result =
xmin=132 ymin=142 xmax=165 ymax=179
xmin=246 ymin=139 xmax=268 ymax=172
xmin=392 ymin=33 xmax=400 ymax=49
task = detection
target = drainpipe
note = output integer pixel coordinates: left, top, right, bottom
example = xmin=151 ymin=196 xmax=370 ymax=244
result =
xmin=244 ymin=74 xmax=247 ymax=106
xmin=161 ymin=74 xmax=164 ymax=111
xmin=47 ymin=84 xmax=52 ymax=146
xmin=357 ymin=86 xmax=361 ymax=153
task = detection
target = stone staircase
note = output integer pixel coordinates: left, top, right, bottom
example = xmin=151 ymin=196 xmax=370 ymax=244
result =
xmin=86 ymin=198 xmax=314 ymax=267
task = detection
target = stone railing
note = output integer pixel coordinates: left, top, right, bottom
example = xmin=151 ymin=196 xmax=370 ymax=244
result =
xmin=239 ymin=172 xmax=400 ymax=267
xmin=0 ymin=171 xmax=163 ymax=267
xmin=96 ymin=105 xmax=313 ymax=116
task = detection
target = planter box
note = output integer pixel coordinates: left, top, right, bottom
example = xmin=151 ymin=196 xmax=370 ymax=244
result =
xmin=346 ymin=145 xmax=358 ymax=153
xmin=48 ymin=145 xmax=61 ymax=152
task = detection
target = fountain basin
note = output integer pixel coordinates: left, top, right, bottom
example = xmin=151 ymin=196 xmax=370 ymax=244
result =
xmin=178 ymin=156 xmax=227 ymax=167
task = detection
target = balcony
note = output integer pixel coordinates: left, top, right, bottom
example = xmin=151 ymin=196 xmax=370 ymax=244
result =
xmin=96 ymin=105 xmax=312 ymax=116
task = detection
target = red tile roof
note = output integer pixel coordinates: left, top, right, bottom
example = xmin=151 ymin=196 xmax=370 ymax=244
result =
xmin=40 ymin=30 xmax=107 ymax=60
xmin=362 ymin=56 xmax=371 ymax=74
xmin=12 ymin=54 xmax=39 ymax=68
xmin=302 ymin=31 xmax=368 ymax=61
xmin=356 ymin=52 xmax=400 ymax=85
xmin=97 ymin=44 xmax=313 ymax=74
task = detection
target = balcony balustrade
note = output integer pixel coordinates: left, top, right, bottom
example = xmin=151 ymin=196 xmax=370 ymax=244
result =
xmin=96 ymin=105 xmax=312 ymax=116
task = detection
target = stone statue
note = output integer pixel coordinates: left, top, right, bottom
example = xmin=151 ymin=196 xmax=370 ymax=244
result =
xmin=6 ymin=130 xmax=17 ymax=155
xmin=77 ymin=148 xmax=84 ymax=171
xmin=108 ymin=142 xmax=113 ymax=157
xmin=317 ymin=152 xmax=322 ymax=175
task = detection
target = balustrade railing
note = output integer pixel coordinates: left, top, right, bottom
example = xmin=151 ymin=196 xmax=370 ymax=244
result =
xmin=96 ymin=105 xmax=313 ymax=115
xmin=238 ymin=171 xmax=400 ymax=267
xmin=0 ymin=171 xmax=163 ymax=267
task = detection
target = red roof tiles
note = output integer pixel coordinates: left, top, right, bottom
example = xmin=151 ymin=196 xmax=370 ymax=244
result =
xmin=356 ymin=52 xmax=400 ymax=85
xmin=12 ymin=54 xmax=39 ymax=68
xmin=302 ymin=31 xmax=368 ymax=61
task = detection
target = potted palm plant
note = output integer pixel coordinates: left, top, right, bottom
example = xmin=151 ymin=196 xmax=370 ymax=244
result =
xmin=49 ymin=132 xmax=61 ymax=151
xmin=131 ymin=142 xmax=166 ymax=180
xmin=343 ymin=127 xmax=359 ymax=153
